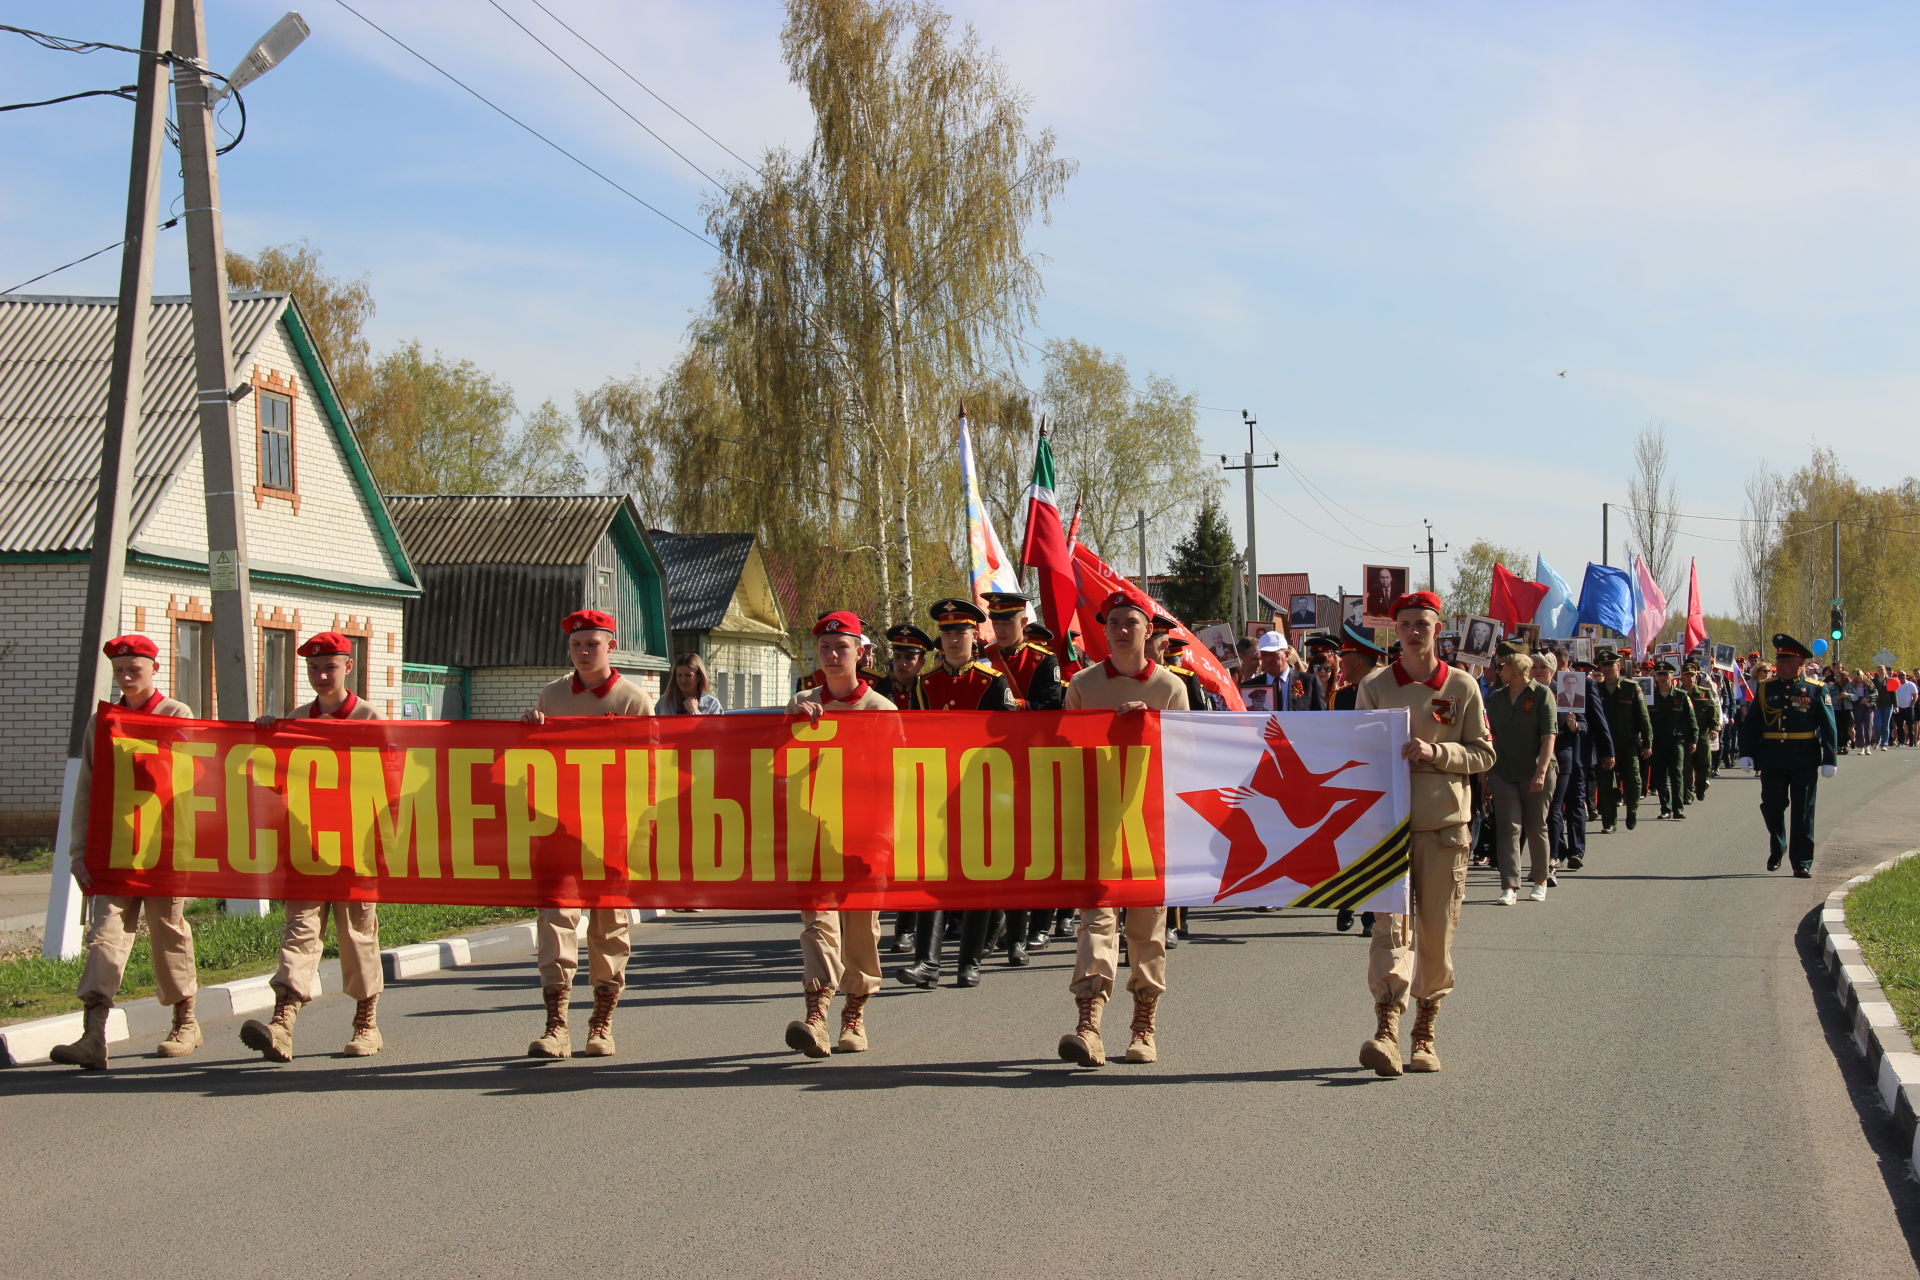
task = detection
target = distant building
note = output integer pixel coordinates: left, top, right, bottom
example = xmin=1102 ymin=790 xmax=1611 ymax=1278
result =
xmin=386 ymin=494 xmax=670 ymax=718
xmin=646 ymin=530 xmax=796 ymax=710
xmin=0 ymin=291 xmax=420 ymax=839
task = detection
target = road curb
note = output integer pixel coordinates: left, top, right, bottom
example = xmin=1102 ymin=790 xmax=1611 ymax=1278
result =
xmin=1816 ymin=847 xmax=1920 ymax=1177
xmin=1 ymin=918 xmax=543 ymax=1067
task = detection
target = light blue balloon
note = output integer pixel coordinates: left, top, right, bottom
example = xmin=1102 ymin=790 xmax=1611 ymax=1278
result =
xmin=1812 ymin=638 xmax=1830 ymax=655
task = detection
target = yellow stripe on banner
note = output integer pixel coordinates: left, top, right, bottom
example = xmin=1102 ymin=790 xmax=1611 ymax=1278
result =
xmin=1286 ymin=819 xmax=1412 ymax=910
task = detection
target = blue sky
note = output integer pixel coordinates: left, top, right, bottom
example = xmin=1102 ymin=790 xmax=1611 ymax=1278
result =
xmin=5 ymin=1 xmax=1917 ymax=616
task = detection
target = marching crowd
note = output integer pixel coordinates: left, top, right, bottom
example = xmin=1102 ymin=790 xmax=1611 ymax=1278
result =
xmin=45 ymin=587 xmax=1849 ymax=1083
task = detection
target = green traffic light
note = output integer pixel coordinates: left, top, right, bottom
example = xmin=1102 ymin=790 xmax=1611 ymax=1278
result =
xmin=1831 ymin=629 xmax=1843 ymax=640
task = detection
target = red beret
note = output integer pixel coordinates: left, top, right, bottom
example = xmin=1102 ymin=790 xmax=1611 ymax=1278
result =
xmin=813 ymin=610 xmax=867 ymax=642
xmin=1094 ymin=591 xmax=1150 ymax=625
xmin=561 ymin=609 xmax=617 ymax=636
xmin=297 ymin=631 xmax=352 ymax=658
xmin=1388 ymin=590 xmax=1444 ymax=618
xmin=103 ymin=634 xmax=158 ymax=660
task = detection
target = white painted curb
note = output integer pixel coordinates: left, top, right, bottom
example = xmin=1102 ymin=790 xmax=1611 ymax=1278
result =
xmin=1815 ymin=848 xmax=1920 ymax=1179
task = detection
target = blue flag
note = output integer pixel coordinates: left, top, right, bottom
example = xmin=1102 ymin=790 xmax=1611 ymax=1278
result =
xmin=1576 ymin=563 xmax=1634 ymax=636
xmin=1533 ymin=554 xmax=1577 ymax=639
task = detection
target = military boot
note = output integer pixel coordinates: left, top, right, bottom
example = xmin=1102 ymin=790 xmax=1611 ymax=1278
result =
xmin=583 ymin=983 xmax=620 ymax=1057
xmin=155 ymin=995 xmax=202 ymax=1058
xmin=836 ymin=992 xmax=871 ymax=1053
xmin=786 ymin=984 xmax=833 ymax=1058
xmin=527 ymin=985 xmax=571 ymax=1059
xmin=240 ymin=989 xmax=301 ymax=1063
xmin=1358 ymin=999 xmax=1403 ymax=1077
xmin=49 ymin=997 xmax=112 ymax=1070
xmin=1408 ymin=999 xmax=1442 ymax=1072
xmin=1123 ymin=992 xmax=1160 ymax=1063
xmin=1057 ymin=992 xmax=1108 ymax=1067
xmin=343 ymin=994 xmax=383 ymax=1057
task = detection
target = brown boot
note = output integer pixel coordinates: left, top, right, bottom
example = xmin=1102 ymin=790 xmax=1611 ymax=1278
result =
xmin=1123 ymin=992 xmax=1160 ymax=1063
xmin=1057 ymin=992 xmax=1108 ymax=1067
xmin=1358 ymin=999 xmax=1403 ymax=1077
xmin=527 ymin=985 xmax=571 ymax=1058
xmin=343 ymin=995 xmax=383 ymax=1057
xmin=239 ymin=989 xmax=301 ymax=1063
xmin=583 ymin=983 xmax=620 ymax=1057
xmin=155 ymin=996 xmax=202 ymax=1058
xmin=1408 ymin=998 xmax=1441 ymax=1072
xmin=785 ymin=984 xmax=833 ymax=1058
xmin=835 ymin=993 xmax=870 ymax=1053
xmin=49 ymin=998 xmax=112 ymax=1070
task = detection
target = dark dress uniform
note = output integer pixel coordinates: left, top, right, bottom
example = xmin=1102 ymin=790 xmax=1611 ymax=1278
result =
xmin=984 ymin=639 xmax=1065 ymax=710
xmin=1647 ymin=679 xmax=1699 ymax=818
xmin=1555 ymin=666 xmax=1615 ymax=869
xmin=1684 ymin=675 xmax=1719 ymax=801
xmin=875 ymin=623 xmax=933 ymax=954
xmin=1737 ymin=635 xmax=1839 ymax=876
xmin=1595 ymin=652 xmax=1654 ymax=830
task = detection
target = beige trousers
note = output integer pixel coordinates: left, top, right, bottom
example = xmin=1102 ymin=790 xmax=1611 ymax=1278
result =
xmin=1070 ymin=906 xmax=1168 ymax=999
xmin=275 ymin=901 xmax=384 ymax=1002
xmin=799 ymin=910 xmax=881 ymax=996
xmin=536 ymin=907 xmax=630 ymax=991
xmin=77 ymin=896 xmax=197 ymax=1005
xmin=1367 ymin=826 xmax=1470 ymax=1011
xmin=1489 ymin=767 xmax=1557 ymax=889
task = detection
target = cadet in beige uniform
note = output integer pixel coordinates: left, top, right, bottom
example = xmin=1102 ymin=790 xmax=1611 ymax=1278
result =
xmin=51 ymin=635 xmax=199 ymax=1070
xmin=523 ymin=608 xmax=655 ymax=1059
xmin=1058 ymin=591 xmax=1189 ymax=1069
xmin=785 ymin=610 xmax=896 ymax=1058
xmin=1354 ymin=591 xmax=1495 ymax=1076
xmin=240 ymin=632 xmax=387 ymax=1063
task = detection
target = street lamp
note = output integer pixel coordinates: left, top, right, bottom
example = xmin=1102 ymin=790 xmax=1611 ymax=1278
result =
xmin=211 ymin=11 xmax=309 ymax=102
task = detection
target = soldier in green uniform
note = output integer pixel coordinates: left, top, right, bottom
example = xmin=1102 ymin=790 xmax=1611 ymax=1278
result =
xmin=1593 ymin=648 xmax=1653 ymax=833
xmin=1647 ymin=664 xmax=1698 ymax=819
xmin=1681 ymin=664 xmax=1720 ymax=803
xmin=1737 ymin=634 xmax=1839 ymax=877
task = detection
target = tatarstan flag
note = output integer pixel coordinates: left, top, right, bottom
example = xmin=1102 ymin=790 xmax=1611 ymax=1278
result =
xmin=1020 ymin=431 xmax=1079 ymax=657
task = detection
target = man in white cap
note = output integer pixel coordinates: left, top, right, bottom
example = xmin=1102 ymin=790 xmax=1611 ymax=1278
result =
xmin=1240 ymin=630 xmax=1324 ymax=711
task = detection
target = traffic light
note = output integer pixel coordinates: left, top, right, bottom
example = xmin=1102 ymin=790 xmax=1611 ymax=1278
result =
xmin=1830 ymin=607 xmax=1845 ymax=642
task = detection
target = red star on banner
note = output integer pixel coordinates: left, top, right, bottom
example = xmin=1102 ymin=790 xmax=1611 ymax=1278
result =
xmin=1179 ymin=717 xmax=1385 ymax=901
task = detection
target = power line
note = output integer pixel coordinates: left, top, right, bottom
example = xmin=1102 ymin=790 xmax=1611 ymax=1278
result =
xmin=0 ymin=85 xmax=137 ymax=112
xmin=329 ymin=0 xmax=720 ymax=252
xmin=1 ymin=216 xmax=181 ymax=295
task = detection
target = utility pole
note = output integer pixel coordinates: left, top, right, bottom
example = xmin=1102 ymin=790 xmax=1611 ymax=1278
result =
xmin=1831 ymin=519 xmax=1842 ymax=668
xmin=1222 ymin=411 xmax=1278 ymax=623
xmin=43 ymin=0 xmax=178 ymax=960
xmin=1414 ymin=519 xmax=1450 ymax=592
xmin=174 ymin=0 xmax=264 ymax=916
xmin=1230 ymin=553 xmax=1248 ymax=636
xmin=1602 ymin=502 xmax=1610 ymax=567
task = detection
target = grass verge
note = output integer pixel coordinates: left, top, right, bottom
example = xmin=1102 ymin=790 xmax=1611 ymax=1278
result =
xmin=0 ymin=848 xmax=54 ymax=875
xmin=1847 ymin=853 xmax=1920 ymax=1041
xmin=0 ymin=900 xmax=535 ymax=1027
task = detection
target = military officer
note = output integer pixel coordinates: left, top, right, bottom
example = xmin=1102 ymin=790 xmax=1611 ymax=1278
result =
xmin=50 ymin=636 xmax=199 ymax=1070
xmin=981 ymin=590 xmax=1065 ymax=710
xmin=1593 ymin=647 xmax=1654 ymax=833
xmin=876 ymin=622 xmax=932 ymax=955
xmin=520 ymin=609 xmax=654 ymax=1059
xmin=900 ymin=598 xmax=1014 ymax=989
xmin=240 ymin=632 xmax=387 ymax=1063
xmin=1738 ymin=634 xmax=1838 ymax=877
xmin=1331 ymin=624 xmax=1388 ymax=935
xmin=1681 ymin=664 xmax=1720 ymax=802
xmin=1556 ymin=658 xmax=1615 ymax=871
xmin=1647 ymin=663 xmax=1698 ymax=819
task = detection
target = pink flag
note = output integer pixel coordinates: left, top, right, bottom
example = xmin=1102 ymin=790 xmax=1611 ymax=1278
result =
xmin=1631 ymin=555 xmax=1668 ymax=657
xmin=1683 ymin=558 xmax=1706 ymax=653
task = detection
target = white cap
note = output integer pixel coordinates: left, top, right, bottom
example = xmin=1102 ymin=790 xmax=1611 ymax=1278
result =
xmin=1257 ymin=631 xmax=1289 ymax=653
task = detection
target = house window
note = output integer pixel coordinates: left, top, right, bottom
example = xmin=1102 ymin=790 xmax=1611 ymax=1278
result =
xmin=749 ymin=672 xmax=763 ymax=708
xmin=349 ymin=634 xmax=369 ymax=697
xmin=258 ymin=389 xmax=294 ymax=493
xmin=261 ymin=627 xmax=296 ymax=717
xmin=714 ymin=671 xmax=731 ymax=708
xmin=173 ymin=619 xmax=212 ymax=715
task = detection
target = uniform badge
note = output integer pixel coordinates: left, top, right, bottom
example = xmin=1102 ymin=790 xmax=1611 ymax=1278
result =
xmin=1430 ymin=696 xmax=1457 ymax=725
xmin=1520 ymin=695 xmax=1535 ymax=714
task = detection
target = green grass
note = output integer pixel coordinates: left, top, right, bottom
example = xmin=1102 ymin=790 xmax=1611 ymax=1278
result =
xmin=1847 ymin=853 xmax=1920 ymax=1042
xmin=0 ymin=848 xmax=54 ymax=875
xmin=0 ymin=900 xmax=535 ymax=1026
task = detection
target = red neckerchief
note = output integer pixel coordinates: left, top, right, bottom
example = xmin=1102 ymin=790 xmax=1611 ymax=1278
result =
xmin=1101 ymin=657 xmax=1157 ymax=684
xmin=121 ymin=690 xmax=165 ymax=713
xmin=571 ymin=670 xmax=623 ymax=698
xmin=308 ymin=691 xmax=360 ymax=719
xmin=1390 ymin=658 xmax=1450 ymax=690
xmin=823 ymin=680 xmax=871 ymax=704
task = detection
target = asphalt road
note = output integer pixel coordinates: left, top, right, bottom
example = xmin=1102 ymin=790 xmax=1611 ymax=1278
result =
xmin=5 ymin=754 xmax=1919 ymax=1279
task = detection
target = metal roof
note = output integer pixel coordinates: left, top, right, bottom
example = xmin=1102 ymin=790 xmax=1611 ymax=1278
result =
xmin=385 ymin=494 xmax=628 ymax=565
xmin=647 ymin=530 xmax=755 ymax=632
xmin=0 ymin=292 xmax=287 ymax=552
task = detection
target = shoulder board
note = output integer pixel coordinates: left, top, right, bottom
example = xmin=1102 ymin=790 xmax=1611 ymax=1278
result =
xmin=1803 ymin=676 xmax=1824 ymax=686
xmin=968 ymin=661 xmax=1000 ymax=676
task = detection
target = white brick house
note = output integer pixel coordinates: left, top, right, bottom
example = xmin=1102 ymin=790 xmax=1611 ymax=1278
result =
xmin=0 ymin=292 xmax=419 ymax=841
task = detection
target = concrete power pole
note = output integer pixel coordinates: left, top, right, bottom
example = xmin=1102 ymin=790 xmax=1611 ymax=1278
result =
xmin=173 ymin=0 xmax=264 ymax=916
xmin=1416 ymin=519 xmax=1450 ymax=592
xmin=43 ymin=0 xmax=179 ymax=959
xmin=1222 ymin=411 xmax=1278 ymax=622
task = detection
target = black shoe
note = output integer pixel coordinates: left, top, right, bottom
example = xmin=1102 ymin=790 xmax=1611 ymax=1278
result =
xmin=881 ymin=933 xmax=910 ymax=955
xmin=896 ymin=961 xmax=939 ymax=988
xmin=1547 ymin=872 xmax=1559 ymax=888
xmin=1028 ymin=931 xmax=1050 ymax=952
xmin=1625 ymin=815 xmax=1637 ymax=830
xmin=1600 ymin=824 xmax=1616 ymax=835
xmin=1767 ymin=852 xmax=1783 ymax=871
xmin=1656 ymin=809 xmax=1670 ymax=820
xmin=1566 ymin=855 xmax=1584 ymax=870
xmin=955 ymin=963 xmax=982 ymax=987
xmin=1671 ymin=810 xmax=1687 ymax=820
xmin=1335 ymin=908 xmax=1355 ymax=932
xmin=1007 ymin=939 xmax=1030 ymax=967
xmin=1793 ymin=866 xmax=1812 ymax=878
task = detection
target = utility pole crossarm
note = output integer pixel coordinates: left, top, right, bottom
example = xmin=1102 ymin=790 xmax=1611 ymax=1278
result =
xmin=1222 ymin=410 xmax=1279 ymax=623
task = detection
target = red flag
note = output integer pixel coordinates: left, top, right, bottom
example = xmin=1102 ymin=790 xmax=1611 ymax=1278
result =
xmin=1019 ymin=432 xmax=1079 ymax=661
xmin=1683 ymin=557 xmax=1706 ymax=653
xmin=1070 ymin=543 xmax=1245 ymax=710
xmin=1488 ymin=562 xmax=1549 ymax=630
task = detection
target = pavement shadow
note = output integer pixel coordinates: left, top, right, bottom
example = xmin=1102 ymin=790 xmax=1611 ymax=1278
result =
xmin=1792 ymin=902 xmax=1920 ymax=1266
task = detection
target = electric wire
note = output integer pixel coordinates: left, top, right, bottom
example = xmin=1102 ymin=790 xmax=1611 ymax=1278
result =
xmin=0 ymin=85 xmax=137 ymax=111
xmin=0 ymin=217 xmax=182 ymax=295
